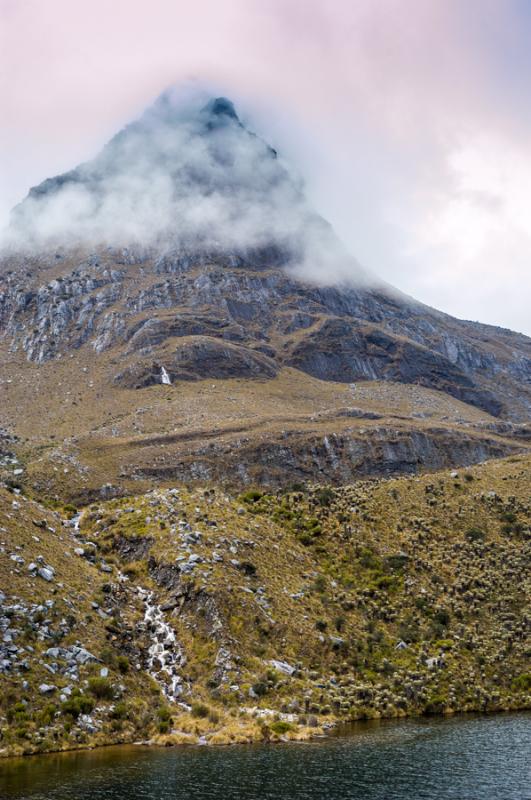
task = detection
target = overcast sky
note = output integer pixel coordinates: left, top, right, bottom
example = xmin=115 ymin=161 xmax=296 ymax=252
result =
xmin=1 ymin=0 xmax=530 ymax=334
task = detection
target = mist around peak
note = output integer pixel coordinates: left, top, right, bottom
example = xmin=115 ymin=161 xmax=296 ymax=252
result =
xmin=2 ymin=88 xmax=371 ymax=288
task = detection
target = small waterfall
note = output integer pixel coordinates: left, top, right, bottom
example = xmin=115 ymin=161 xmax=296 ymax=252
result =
xmin=140 ymin=590 xmax=185 ymax=700
xmin=160 ymin=366 xmax=172 ymax=385
xmin=71 ymin=512 xmax=82 ymax=531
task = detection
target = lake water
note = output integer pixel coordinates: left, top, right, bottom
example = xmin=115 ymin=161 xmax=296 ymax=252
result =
xmin=1 ymin=713 xmax=529 ymax=800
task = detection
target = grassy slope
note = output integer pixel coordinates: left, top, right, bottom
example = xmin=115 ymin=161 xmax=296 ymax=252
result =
xmin=0 ymin=454 xmax=529 ymax=756
xmin=0 ymin=346 xmax=527 ymax=501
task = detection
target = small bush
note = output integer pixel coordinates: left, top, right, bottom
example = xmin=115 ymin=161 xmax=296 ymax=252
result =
xmin=117 ymin=655 xmax=130 ymax=674
xmin=424 ymin=694 xmax=447 ymax=714
xmin=270 ymin=720 xmax=294 ymax=735
xmin=111 ymin=702 xmax=128 ymax=720
xmin=370 ymin=575 xmax=398 ymax=593
xmin=501 ymin=521 xmax=525 ymax=537
xmin=88 ymin=677 xmax=115 ymax=700
xmin=359 ymin=548 xmax=381 ymax=570
xmin=37 ymin=703 xmax=57 ymax=725
xmin=415 ymin=596 xmax=430 ymax=613
xmin=61 ymin=695 xmax=95 ymax=718
xmin=157 ymin=705 xmax=173 ymax=722
xmin=241 ymin=490 xmax=263 ymax=504
xmin=287 ymin=482 xmax=306 ymax=494
xmin=312 ymin=575 xmax=327 ymax=594
xmin=191 ymin=702 xmax=210 ymax=718
xmin=122 ymin=561 xmax=143 ymax=577
xmin=465 ymin=527 xmax=485 ymax=543
xmin=433 ymin=608 xmax=450 ymax=627
xmin=386 ymin=553 xmax=409 ymax=571
xmin=511 ymin=673 xmax=531 ymax=692
xmin=100 ymin=647 xmax=115 ymax=666
xmin=315 ymin=487 xmax=335 ymax=507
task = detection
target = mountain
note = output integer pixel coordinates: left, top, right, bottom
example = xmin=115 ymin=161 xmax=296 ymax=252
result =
xmin=0 ymin=93 xmax=529 ymax=501
xmin=0 ymin=91 xmax=530 ymax=758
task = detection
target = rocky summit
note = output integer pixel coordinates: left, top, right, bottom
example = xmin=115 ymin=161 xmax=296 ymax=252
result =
xmin=0 ymin=93 xmax=529 ymax=756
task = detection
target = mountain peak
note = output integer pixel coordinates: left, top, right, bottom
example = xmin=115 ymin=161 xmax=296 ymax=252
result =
xmin=6 ymin=88 xmax=321 ymax=263
xmin=203 ymin=96 xmax=239 ymax=121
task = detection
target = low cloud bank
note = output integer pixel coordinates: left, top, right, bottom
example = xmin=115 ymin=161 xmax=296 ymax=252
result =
xmin=3 ymin=88 xmax=370 ymax=287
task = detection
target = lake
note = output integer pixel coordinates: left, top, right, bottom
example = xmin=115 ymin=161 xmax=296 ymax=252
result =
xmin=1 ymin=713 xmax=529 ymax=800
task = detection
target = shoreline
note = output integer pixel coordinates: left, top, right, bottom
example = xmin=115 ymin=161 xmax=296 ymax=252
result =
xmin=1 ymin=705 xmax=529 ymax=761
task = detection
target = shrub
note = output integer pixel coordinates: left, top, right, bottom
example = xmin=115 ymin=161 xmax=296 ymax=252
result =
xmin=334 ymin=616 xmax=346 ymax=632
xmin=386 ymin=553 xmax=409 ymax=571
xmin=270 ymin=720 xmax=294 ymax=735
xmin=38 ymin=703 xmax=57 ymax=725
xmin=122 ymin=561 xmax=143 ymax=577
xmin=465 ymin=527 xmax=485 ymax=543
xmin=424 ymin=694 xmax=447 ymax=714
xmin=157 ymin=705 xmax=173 ymax=722
xmin=111 ymin=702 xmax=128 ymax=720
xmin=359 ymin=548 xmax=381 ymax=570
xmin=415 ymin=596 xmax=430 ymax=613
xmin=370 ymin=575 xmax=398 ymax=592
xmin=315 ymin=487 xmax=335 ymax=507
xmin=512 ymin=673 xmax=531 ymax=692
xmin=312 ymin=575 xmax=327 ymax=593
xmin=241 ymin=490 xmax=263 ymax=504
xmin=287 ymin=482 xmax=306 ymax=494
xmin=501 ymin=521 xmax=525 ymax=537
xmin=88 ymin=677 xmax=115 ymax=700
xmin=117 ymin=655 xmax=130 ymax=674
xmin=433 ymin=608 xmax=450 ymax=627
xmin=191 ymin=702 xmax=210 ymax=718
xmin=61 ymin=695 xmax=95 ymax=718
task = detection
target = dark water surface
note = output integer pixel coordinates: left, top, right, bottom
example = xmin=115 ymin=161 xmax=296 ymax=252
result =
xmin=1 ymin=713 xmax=530 ymax=800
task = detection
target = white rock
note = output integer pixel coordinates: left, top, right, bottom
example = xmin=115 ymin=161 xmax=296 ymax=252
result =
xmin=269 ymin=659 xmax=296 ymax=676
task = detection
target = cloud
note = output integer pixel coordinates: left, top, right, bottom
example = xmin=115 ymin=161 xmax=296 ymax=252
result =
xmin=1 ymin=0 xmax=530 ymax=331
xmin=4 ymin=90 xmax=369 ymax=288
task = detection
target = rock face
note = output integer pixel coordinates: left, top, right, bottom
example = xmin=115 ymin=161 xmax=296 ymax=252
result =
xmin=115 ymin=337 xmax=278 ymax=387
xmin=1 ymin=242 xmax=529 ymax=418
xmin=129 ymin=426 xmax=522 ymax=488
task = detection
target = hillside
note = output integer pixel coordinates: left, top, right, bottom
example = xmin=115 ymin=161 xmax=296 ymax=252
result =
xmin=0 ymin=455 xmax=529 ymax=756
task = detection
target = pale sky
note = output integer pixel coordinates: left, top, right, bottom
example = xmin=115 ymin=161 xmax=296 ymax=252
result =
xmin=1 ymin=0 xmax=530 ymax=334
